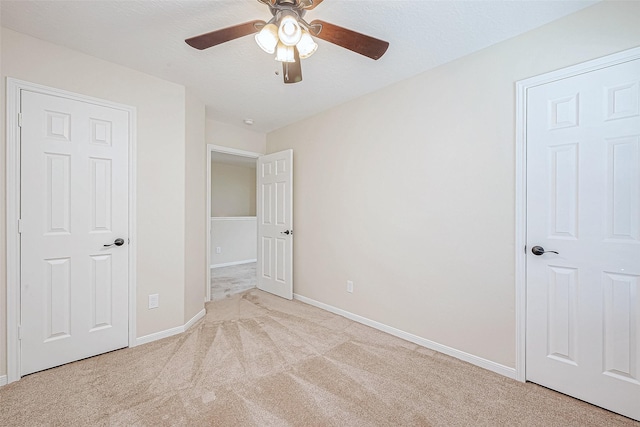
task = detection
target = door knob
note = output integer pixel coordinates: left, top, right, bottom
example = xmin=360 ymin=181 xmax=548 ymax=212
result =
xmin=104 ymin=238 xmax=125 ymax=247
xmin=531 ymin=245 xmax=559 ymax=256
xmin=280 ymin=230 xmax=292 ymax=235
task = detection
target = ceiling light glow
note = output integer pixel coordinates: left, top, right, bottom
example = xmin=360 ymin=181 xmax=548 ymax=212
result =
xmin=275 ymin=42 xmax=296 ymax=63
xmin=278 ymin=15 xmax=302 ymax=46
xmin=296 ymin=30 xmax=318 ymax=59
xmin=255 ymin=12 xmax=318 ymax=64
xmin=255 ymin=23 xmax=279 ymax=54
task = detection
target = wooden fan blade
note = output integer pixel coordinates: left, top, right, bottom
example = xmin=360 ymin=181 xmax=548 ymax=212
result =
xmin=309 ymin=20 xmax=389 ymax=60
xmin=300 ymin=0 xmax=324 ymax=10
xmin=186 ymin=20 xmax=265 ymax=50
xmin=283 ymin=48 xmax=302 ymax=84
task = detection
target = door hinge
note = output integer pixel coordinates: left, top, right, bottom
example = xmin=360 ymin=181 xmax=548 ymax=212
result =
xmin=18 ymin=325 xmax=22 ymax=340
xmin=18 ymin=113 xmax=23 ymax=127
xmin=18 ymin=219 xmax=23 ymax=234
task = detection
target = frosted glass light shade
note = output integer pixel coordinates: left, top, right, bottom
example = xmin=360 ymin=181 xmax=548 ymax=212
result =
xmin=255 ymin=23 xmax=279 ymax=54
xmin=275 ymin=42 xmax=295 ymax=63
xmin=296 ymin=30 xmax=318 ymax=59
xmin=278 ymin=15 xmax=302 ymax=46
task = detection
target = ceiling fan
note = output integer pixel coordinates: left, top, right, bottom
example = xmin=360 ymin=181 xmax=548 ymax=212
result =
xmin=185 ymin=0 xmax=389 ymax=84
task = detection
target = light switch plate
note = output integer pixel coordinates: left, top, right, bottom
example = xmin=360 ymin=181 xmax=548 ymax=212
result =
xmin=149 ymin=294 xmax=159 ymax=309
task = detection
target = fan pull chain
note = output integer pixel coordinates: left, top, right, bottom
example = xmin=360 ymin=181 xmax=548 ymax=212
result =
xmin=285 ymin=62 xmax=289 ymax=81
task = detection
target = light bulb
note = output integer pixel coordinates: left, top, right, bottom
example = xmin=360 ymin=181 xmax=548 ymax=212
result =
xmin=278 ymin=15 xmax=302 ymax=46
xmin=255 ymin=23 xmax=279 ymax=54
xmin=296 ymin=30 xmax=318 ymax=59
xmin=275 ymin=42 xmax=295 ymax=63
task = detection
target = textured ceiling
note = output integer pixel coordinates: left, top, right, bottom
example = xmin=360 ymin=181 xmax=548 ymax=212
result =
xmin=1 ymin=0 xmax=598 ymax=132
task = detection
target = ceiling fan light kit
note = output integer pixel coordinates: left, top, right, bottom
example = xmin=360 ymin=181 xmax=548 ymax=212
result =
xmin=255 ymin=23 xmax=279 ymax=54
xmin=277 ymin=13 xmax=303 ymax=46
xmin=275 ymin=42 xmax=296 ymax=63
xmin=185 ymin=0 xmax=389 ymax=84
xmin=256 ymin=11 xmax=317 ymax=61
xmin=296 ymin=30 xmax=318 ymax=59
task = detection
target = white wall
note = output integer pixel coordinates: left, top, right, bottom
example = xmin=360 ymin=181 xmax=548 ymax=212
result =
xmin=266 ymin=1 xmax=640 ymax=369
xmin=184 ymin=90 xmax=206 ymax=323
xmin=0 ymin=28 xmax=189 ymax=375
xmin=211 ymin=162 xmax=256 ymax=217
xmin=210 ymin=218 xmax=257 ymax=267
xmin=0 ymin=28 xmax=269 ymax=377
xmin=206 ymin=119 xmax=266 ymax=154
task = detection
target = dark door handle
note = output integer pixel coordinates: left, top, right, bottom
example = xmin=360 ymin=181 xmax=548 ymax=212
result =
xmin=531 ymin=245 xmax=559 ymax=256
xmin=104 ymin=238 xmax=125 ymax=247
xmin=280 ymin=230 xmax=292 ymax=235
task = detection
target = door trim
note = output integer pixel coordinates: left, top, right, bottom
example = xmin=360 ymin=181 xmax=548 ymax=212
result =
xmin=5 ymin=78 xmax=137 ymax=384
xmin=514 ymin=46 xmax=640 ymax=383
xmin=205 ymin=144 xmax=260 ymax=302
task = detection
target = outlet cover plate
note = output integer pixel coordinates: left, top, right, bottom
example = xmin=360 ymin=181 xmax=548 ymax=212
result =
xmin=149 ymin=294 xmax=159 ymax=309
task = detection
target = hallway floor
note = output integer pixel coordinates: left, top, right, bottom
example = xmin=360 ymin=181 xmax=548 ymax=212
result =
xmin=210 ymin=262 xmax=256 ymax=300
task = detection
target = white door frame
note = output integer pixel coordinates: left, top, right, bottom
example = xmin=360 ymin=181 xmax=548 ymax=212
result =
xmin=205 ymin=144 xmax=261 ymax=302
xmin=5 ymin=78 xmax=137 ymax=384
xmin=514 ymin=46 xmax=640 ymax=382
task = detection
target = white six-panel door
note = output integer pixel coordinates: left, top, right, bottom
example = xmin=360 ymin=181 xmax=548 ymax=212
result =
xmin=257 ymin=150 xmax=293 ymax=300
xmin=20 ymin=90 xmax=130 ymax=376
xmin=526 ymin=59 xmax=640 ymax=420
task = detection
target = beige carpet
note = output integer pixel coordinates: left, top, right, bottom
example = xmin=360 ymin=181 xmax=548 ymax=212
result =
xmin=1 ymin=290 xmax=638 ymax=426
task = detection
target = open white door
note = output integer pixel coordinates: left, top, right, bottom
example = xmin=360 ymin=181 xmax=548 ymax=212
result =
xmin=526 ymin=58 xmax=640 ymax=420
xmin=257 ymin=149 xmax=293 ymax=299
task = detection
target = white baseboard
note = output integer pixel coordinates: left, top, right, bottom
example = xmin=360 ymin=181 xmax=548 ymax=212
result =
xmin=135 ymin=308 xmax=206 ymax=346
xmin=0 ymin=310 xmax=207 ymax=387
xmin=136 ymin=326 xmax=184 ymax=346
xmin=210 ymin=259 xmax=257 ymax=269
xmin=184 ymin=308 xmax=206 ymax=330
xmin=293 ymin=294 xmax=517 ymax=380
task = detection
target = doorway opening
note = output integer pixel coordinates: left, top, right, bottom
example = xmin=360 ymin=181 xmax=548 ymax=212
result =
xmin=206 ymin=145 xmax=260 ymax=301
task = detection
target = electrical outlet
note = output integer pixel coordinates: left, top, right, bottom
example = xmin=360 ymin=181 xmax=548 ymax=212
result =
xmin=216 ymin=247 xmax=222 ymax=254
xmin=148 ymin=294 xmax=159 ymax=309
xmin=346 ymin=280 xmax=354 ymax=293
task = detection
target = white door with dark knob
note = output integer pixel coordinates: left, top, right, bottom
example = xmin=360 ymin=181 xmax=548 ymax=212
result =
xmin=526 ymin=58 xmax=640 ymax=420
xmin=20 ymin=90 xmax=130 ymax=376
xmin=257 ymin=149 xmax=293 ymax=300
